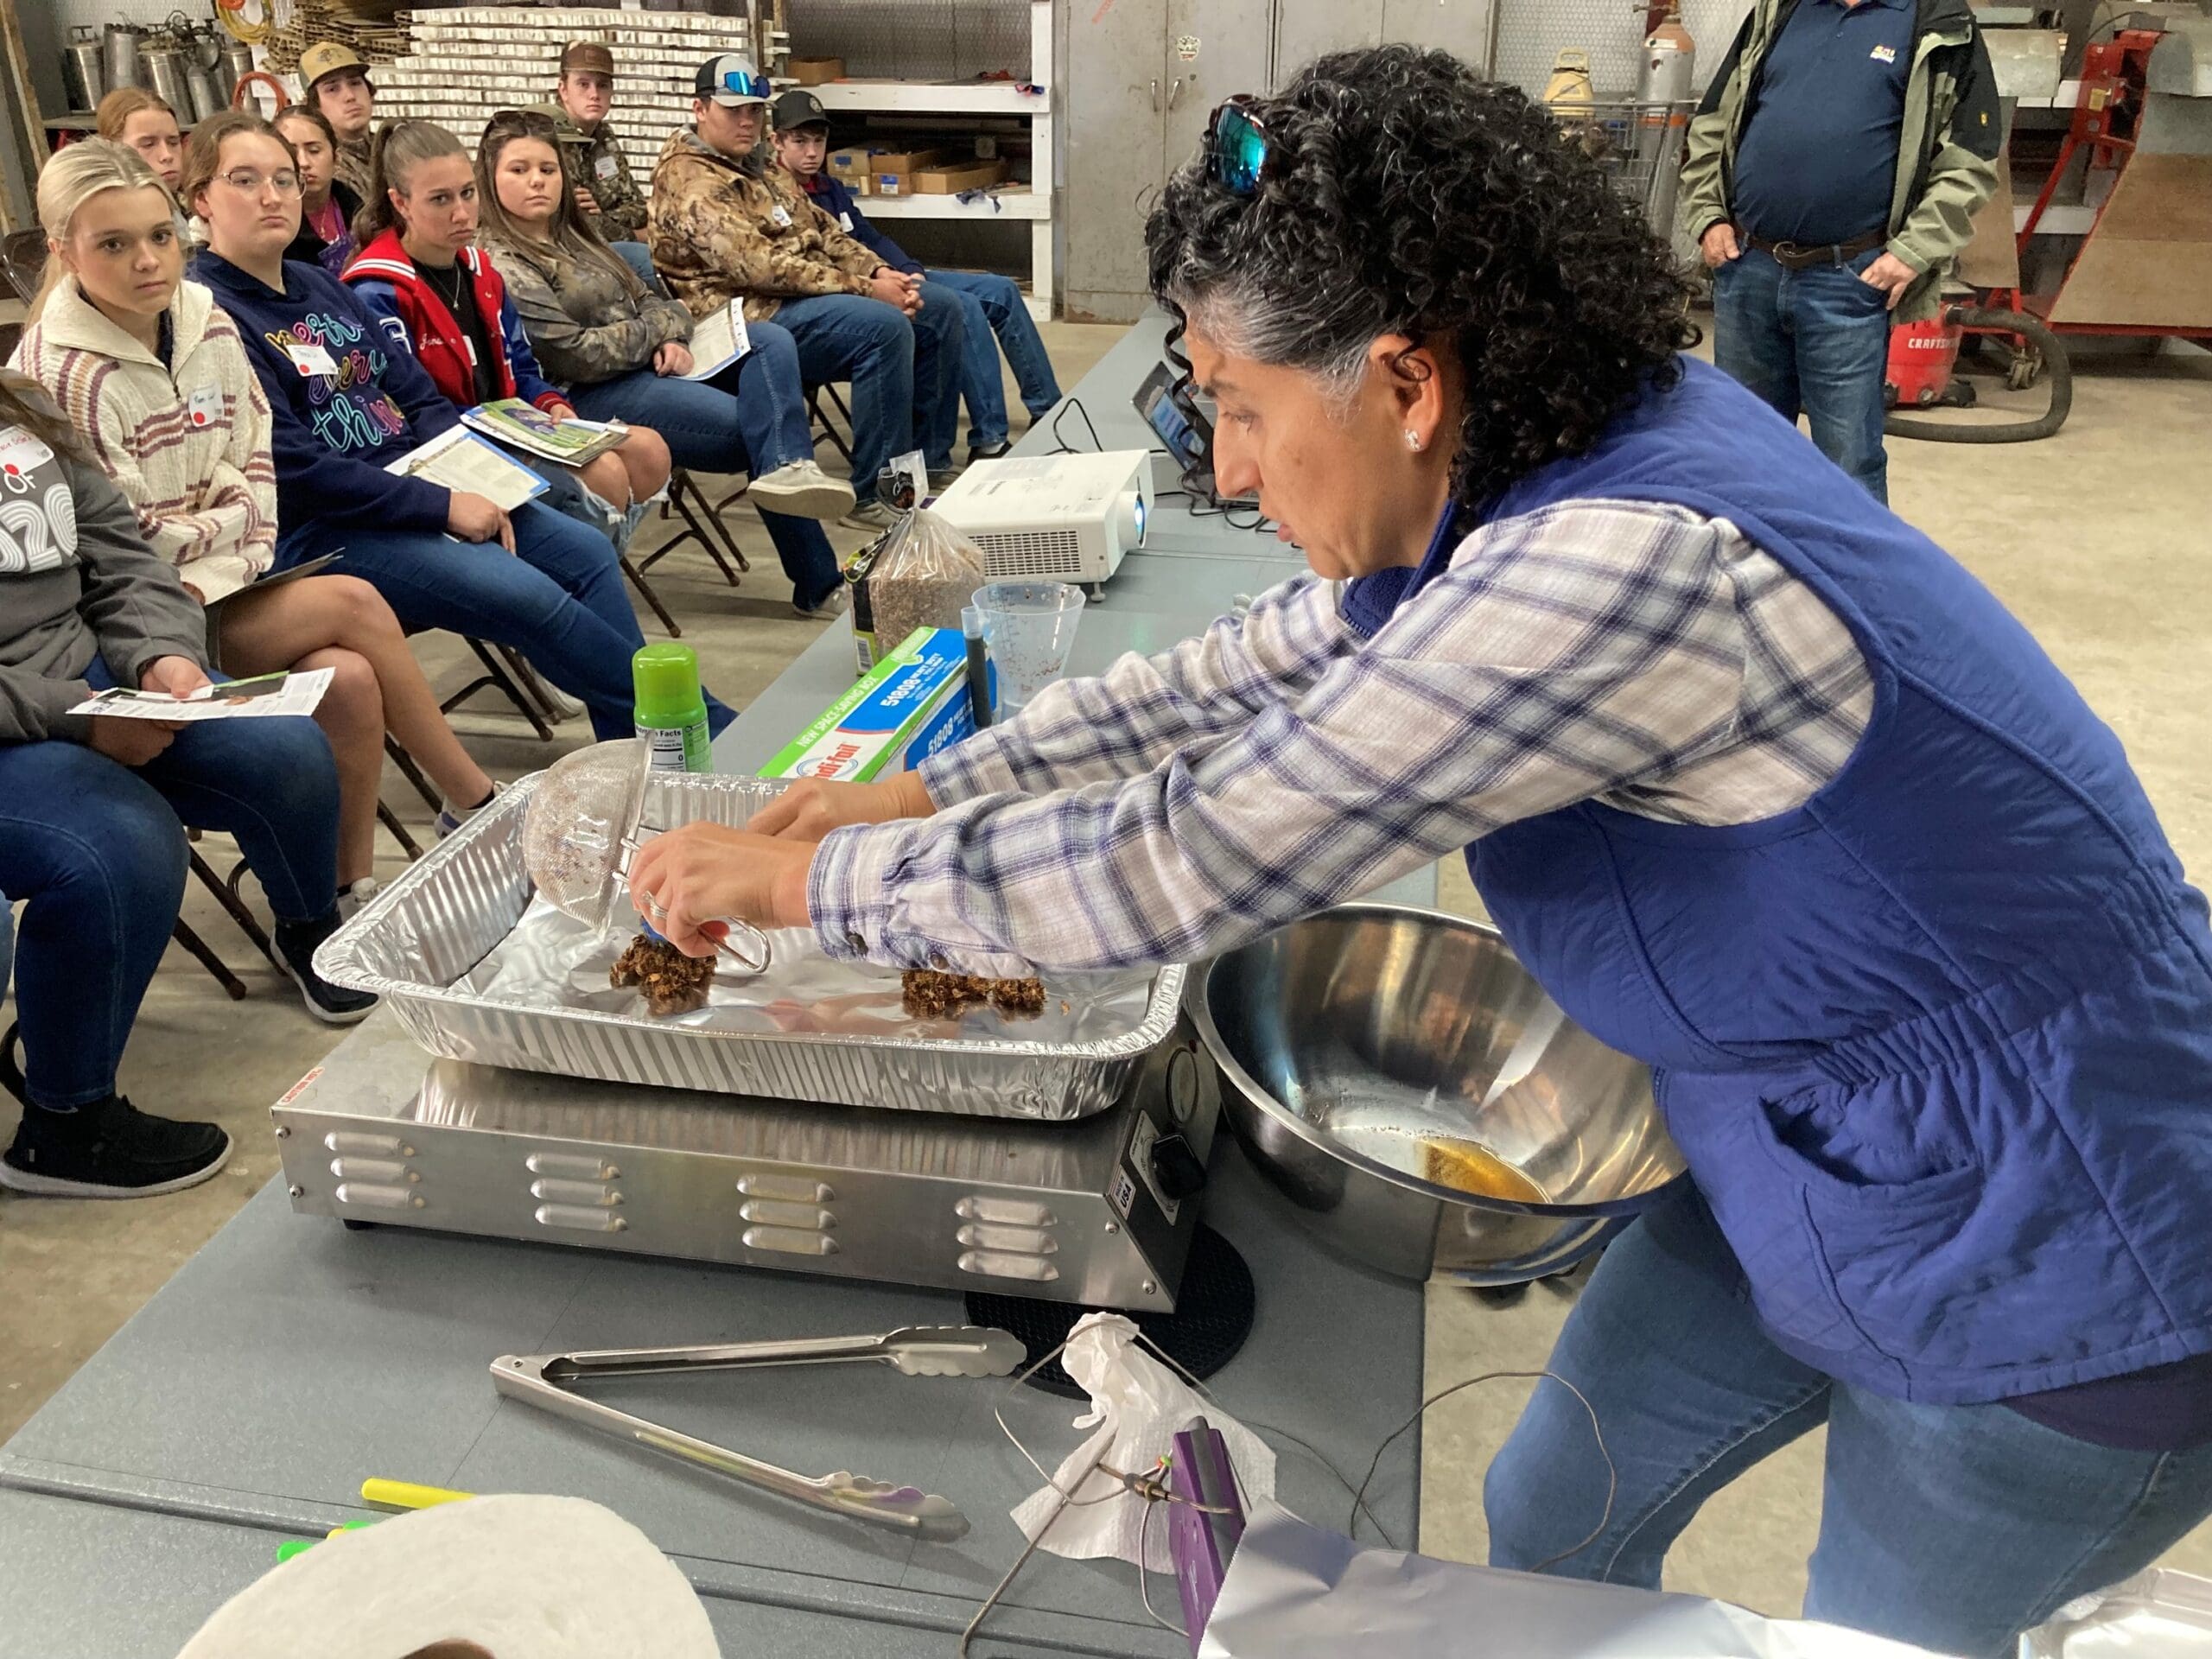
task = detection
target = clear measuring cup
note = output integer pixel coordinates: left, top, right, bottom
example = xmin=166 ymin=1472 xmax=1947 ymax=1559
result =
xmin=970 ymin=581 xmax=1086 ymax=711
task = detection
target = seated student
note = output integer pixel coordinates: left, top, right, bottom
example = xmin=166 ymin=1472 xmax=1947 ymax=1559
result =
xmin=649 ymin=54 xmax=963 ymax=531
xmin=0 ymin=373 xmax=371 ymax=1202
xmin=531 ymin=40 xmax=651 ymax=282
xmin=15 ymin=139 xmax=501 ymax=912
xmin=95 ymin=87 xmax=184 ymax=194
xmin=340 ymin=118 xmax=670 ymax=531
xmin=770 ymin=91 xmax=1061 ymax=464
xmin=272 ymin=105 xmax=361 ymax=279
xmin=300 ymin=41 xmax=378 ymax=201
xmin=475 ymin=109 xmax=854 ymax=618
xmin=184 ymin=113 xmax=726 ymax=744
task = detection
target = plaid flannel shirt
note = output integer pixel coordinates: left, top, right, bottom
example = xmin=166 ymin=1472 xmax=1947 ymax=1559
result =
xmin=808 ymin=499 xmax=1873 ymax=978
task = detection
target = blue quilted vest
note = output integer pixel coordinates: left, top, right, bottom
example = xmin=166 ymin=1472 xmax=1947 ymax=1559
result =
xmin=1344 ymin=359 xmax=2212 ymax=1404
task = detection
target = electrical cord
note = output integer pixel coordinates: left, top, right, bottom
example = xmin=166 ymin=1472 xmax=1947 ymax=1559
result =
xmin=1046 ymin=396 xmax=1104 ymax=455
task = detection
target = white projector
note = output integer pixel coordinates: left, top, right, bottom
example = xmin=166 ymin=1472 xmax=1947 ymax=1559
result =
xmin=929 ymin=450 xmax=1153 ymax=585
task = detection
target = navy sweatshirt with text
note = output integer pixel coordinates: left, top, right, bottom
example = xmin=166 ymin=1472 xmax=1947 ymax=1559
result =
xmin=191 ymin=251 xmax=459 ymax=542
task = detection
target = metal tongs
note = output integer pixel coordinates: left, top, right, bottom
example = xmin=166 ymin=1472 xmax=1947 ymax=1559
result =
xmin=490 ymin=1325 xmax=1027 ymax=1542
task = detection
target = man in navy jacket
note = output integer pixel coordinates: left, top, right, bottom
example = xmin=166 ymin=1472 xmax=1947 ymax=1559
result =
xmin=770 ymin=92 xmax=1062 ymax=462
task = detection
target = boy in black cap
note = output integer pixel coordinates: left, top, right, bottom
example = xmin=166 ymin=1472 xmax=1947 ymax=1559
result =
xmin=771 ymin=90 xmax=1061 ymax=463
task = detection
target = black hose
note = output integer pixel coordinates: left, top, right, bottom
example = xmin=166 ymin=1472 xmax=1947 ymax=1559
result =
xmin=1885 ymin=308 xmax=2074 ymax=444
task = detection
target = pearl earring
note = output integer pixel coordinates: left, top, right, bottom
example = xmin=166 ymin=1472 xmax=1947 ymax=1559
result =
xmin=1404 ymin=430 xmax=1422 ymax=451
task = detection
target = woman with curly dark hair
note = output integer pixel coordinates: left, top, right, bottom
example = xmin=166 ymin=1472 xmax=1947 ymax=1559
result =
xmin=626 ymin=48 xmax=2212 ymax=1651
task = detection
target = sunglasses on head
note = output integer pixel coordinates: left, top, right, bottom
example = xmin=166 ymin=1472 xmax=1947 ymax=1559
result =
xmin=719 ymin=67 xmax=770 ymax=101
xmin=1205 ymin=94 xmax=1278 ymax=196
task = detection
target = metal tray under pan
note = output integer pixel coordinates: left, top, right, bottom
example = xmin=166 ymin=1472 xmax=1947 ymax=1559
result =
xmin=315 ymin=770 xmax=1183 ymax=1120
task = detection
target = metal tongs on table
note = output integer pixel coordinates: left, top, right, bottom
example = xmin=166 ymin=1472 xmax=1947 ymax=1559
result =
xmin=490 ymin=1325 xmax=1027 ymax=1542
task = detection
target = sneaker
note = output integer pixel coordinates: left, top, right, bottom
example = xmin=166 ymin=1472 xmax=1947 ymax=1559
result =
xmin=336 ymin=875 xmax=382 ymax=921
xmin=927 ymin=464 xmax=963 ymax=493
xmin=749 ymin=460 xmax=856 ymax=522
xmin=838 ymin=500 xmax=899 ymax=533
xmin=968 ymin=441 xmax=1012 ymax=463
xmin=794 ymin=585 xmax=851 ymax=621
xmin=539 ymin=684 xmax=588 ymax=722
xmin=0 ymin=1095 xmax=231 ymax=1198
xmin=435 ymin=780 xmax=506 ymax=840
xmin=274 ymin=911 xmax=380 ymax=1027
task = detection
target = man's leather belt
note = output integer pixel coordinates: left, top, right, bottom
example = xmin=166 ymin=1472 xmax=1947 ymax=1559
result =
xmin=1745 ymin=228 xmax=1887 ymax=270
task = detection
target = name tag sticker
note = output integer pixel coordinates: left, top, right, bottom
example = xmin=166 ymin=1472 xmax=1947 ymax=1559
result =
xmin=770 ymin=203 xmax=793 ymax=228
xmin=0 ymin=427 xmax=57 ymax=479
xmin=1870 ymin=43 xmax=1897 ymax=63
xmin=838 ymin=211 xmax=855 ymax=232
xmin=594 ymin=153 xmax=618 ymax=180
xmin=185 ymin=383 xmax=223 ymax=429
xmin=282 ymin=339 xmax=339 ymax=378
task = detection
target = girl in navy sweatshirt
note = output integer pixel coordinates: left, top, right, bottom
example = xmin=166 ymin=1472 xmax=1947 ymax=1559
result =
xmin=184 ymin=112 xmax=724 ymax=742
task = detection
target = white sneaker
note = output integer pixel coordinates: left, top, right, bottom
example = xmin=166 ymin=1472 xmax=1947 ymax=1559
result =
xmin=838 ymin=500 xmax=899 ymax=534
xmin=750 ymin=461 xmax=857 ymax=522
xmin=540 ymin=685 xmax=587 ymax=721
xmin=794 ymin=586 xmax=851 ymax=621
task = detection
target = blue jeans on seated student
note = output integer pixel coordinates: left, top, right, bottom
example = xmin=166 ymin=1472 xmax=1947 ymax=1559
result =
xmin=277 ymin=499 xmax=732 ymax=743
xmin=0 ymin=721 xmax=339 ymax=1109
xmin=925 ymin=270 xmax=1063 ymax=450
xmin=569 ymin=320 xmax=842 ymax=610
xmin=1710 ymin=245 xmax=1894 ymax=503
xmin=609 ymin=241 xmax=658 ymax=292
xmin=1483 ymin=1185 xmax=2212 ymax=1659
xmin=775 ymin=291 xmax=963 ymax=499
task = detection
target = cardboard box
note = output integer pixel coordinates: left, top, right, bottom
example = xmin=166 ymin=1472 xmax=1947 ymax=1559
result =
xmin=789 ymin=56 xmax=844 ymax=85
xmin=826 ymin=146 xmax=872 ymax=180
xmin=911 ymin=158 xmax=1008 ymax=194
xmin=867 ymin=147 xmax=949 ymax=180
xmin=758 ymin=628 xmax=994 ymax=784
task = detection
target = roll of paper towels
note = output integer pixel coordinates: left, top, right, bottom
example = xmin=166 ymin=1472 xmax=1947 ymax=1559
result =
xmin=175 ymin=1494 xmax=720 ymax=1658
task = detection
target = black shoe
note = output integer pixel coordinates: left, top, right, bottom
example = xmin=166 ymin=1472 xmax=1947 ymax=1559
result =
xmin=275 ymin=910 xmax=379 ymax=1027
xmin=968 ymin=441 xmax=1012 ymax=463
xmin=0 ymin=1096 xmax=231 ymax=1198
xmin=927 ymin=464 xmax=964 ymax=493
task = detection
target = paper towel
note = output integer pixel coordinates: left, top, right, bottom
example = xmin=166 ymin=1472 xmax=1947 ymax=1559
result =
xmin=174 ymin=1494 xmax=721 ymax=1659
xmin=1010 ymin=1312 xmax=1275 ymax=1573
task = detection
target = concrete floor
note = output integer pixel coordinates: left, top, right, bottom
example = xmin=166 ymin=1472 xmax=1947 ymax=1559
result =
xmin=3 ymin=321 xmax=2210 ymax=1624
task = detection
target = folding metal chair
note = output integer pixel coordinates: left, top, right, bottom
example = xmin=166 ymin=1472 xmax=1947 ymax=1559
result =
xmin=639 ymin=467 xmax=753 ymax=614
xmin=808 ymin=384 xmax=855 ymax=467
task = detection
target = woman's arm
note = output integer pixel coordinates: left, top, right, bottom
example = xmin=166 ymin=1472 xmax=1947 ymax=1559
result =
xmin=71 ymin=458 xmax=215 ymax=689
xmin=918 ymin=574 xmax=1354 ymax=809
xmin=496 ymin=287 xmax=573 ymax=412
xmin=813 ymin=503 xmax=1758 ymax=976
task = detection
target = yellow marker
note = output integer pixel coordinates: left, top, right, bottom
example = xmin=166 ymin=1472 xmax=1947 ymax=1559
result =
xmin=360 ymin=1478 xmax=474 ymax=1512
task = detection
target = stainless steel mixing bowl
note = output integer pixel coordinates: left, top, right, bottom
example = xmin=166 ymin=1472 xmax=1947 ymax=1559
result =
xmin=1189 ymin=904 xmax=1685 ymax=1284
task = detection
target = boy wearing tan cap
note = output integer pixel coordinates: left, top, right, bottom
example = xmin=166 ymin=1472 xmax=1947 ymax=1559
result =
xmin=546 ymin=41 xmax=646 ymax=241
xmin=299 ymin=41 xmax=376 ymax=200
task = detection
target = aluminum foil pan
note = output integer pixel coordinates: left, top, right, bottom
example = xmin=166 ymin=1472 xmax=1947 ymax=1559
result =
xmin=315 ymin=770 xmax=1183 ymax=1120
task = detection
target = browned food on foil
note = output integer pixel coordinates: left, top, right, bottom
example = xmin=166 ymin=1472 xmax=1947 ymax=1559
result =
xmin=900 ymin=969 xmax=1046 ymax=1020
xmin=611 ymin=933 xmax=716 ymax=1016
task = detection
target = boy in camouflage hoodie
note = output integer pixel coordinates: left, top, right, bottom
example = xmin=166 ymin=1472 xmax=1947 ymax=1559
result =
xmin=646 ymin=54 xmax=963 ymax=521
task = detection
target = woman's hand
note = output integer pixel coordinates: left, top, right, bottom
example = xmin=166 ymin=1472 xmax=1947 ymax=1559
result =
xmin=546 ymin=401 xmax=578 ymax=423
xmin=626 ymin=823 xmax=818 ymax=958
xmin=448 ymin=492 xmax=518 ymax=552
xmin=87 ymin=715 xmax=176 ymax=766
xmin=653 ymin=340 xmax=695 ymax=378
xmin=140 ymin=655 xmax=212 ymax=700
xmin=747 ymin=772 xmax=931 ymax=841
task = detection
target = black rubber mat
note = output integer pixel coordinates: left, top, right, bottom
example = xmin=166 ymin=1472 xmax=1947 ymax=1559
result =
xmin=965 ymin=1225 xmax=1255 ymax=1399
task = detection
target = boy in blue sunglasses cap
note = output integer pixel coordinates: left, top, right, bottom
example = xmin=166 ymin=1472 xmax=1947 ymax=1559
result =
xmin=647 ymin=54 xmax=965 ymax=530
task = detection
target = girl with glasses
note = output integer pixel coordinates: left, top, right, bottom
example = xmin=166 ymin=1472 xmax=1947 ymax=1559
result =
xmin=15 ymin=137 xmax=499 ymax=921
xmin=184 ymin=113 xmax=728 ymax=747
xmin=473 ymin=109 xmax=853 ymax=617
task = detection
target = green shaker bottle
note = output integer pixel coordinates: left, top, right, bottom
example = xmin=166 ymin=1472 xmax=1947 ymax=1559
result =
xmin=632 ymin=642 xmax=712 ymax=773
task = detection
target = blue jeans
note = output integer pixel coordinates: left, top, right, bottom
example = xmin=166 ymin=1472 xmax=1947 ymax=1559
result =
xmin=0 ymin=723 xmax=339 ymax=1109
xmin=278 ymin=500 xmax=731 ymax=742
xmin=926 ymin=269 xmax=1062 ymax=449
xmin=1484 ymin=1186 xmax=2212 ymax=1658
xmin=569 ymin=322 xmax=842 ymax=608
xmin=608 ymin=241 xmax=658 ymax=291
xmin=776 ymin=290 xmax=962 ymax=496
xmin=1712 ymin=245 xmax=1893 ymax=502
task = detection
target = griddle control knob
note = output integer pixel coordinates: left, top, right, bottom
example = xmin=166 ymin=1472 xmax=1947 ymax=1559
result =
xmin=1148 ymin=1132 xmax=1208 ymax=1202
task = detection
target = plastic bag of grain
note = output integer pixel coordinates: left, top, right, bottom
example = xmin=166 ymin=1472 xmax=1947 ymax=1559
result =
xmin=845 ymin=508 xmax=989 ymax=674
